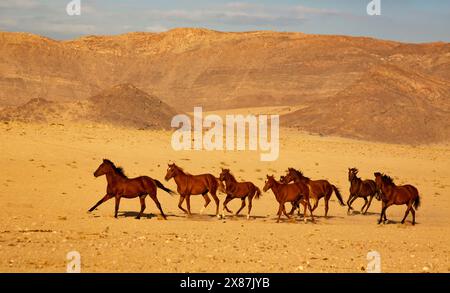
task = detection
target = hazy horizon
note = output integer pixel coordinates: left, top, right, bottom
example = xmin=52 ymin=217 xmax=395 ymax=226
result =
xmin=0 ymin=0 xmax=449 ymax=43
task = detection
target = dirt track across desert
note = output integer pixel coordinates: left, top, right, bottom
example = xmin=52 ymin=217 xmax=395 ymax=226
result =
xmin=1 ymin=122 xmax=449 ymax=272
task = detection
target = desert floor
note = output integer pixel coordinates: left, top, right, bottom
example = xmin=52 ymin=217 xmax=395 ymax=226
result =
xmin=1 ymin=122 xmax=449 ymax=272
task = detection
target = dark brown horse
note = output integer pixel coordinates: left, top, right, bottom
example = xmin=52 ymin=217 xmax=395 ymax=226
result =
xmin=88 ymin=159 xmax=174 ymax=219
xmin=219 ymin=168 xmax=261 ymax=219
xmin=374 ymin=172 xmax=421 ymax=225
xmin=165 ymin=163 xmax=222 ymax=218
xmin=347 ymin=168 xmax=380 ymax=214
xmin=281 ymin=168 xmax=345 ymax=217
xmin=263 ymin=175 xmax=314 ymax=223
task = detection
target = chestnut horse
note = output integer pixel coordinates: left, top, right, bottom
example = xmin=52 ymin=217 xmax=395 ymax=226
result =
xmin=347 ymin=168 xmax=380 ymax=214
xmin=263 ymin=175 xmax=314 ymax=223
xmin=281 ymin=168 xmax=345 ymax=217
xmin=165 ymin=163 xmax=222 ymax=218
xmin=219 ymin=168 xmax=261 ymax=219
xmin=88 ymin=159 xmax=174 ymax=219
xmin=374 ymin=172 xmax=421 ymax=225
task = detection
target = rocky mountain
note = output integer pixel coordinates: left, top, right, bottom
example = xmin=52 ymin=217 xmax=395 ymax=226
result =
xmin=282 ymin=64 xmax=450 ymax=144
xmin=0 ymin=28 xmax=449 ymax=143
xmin=0 ymin=84 xmax=178 ymax=129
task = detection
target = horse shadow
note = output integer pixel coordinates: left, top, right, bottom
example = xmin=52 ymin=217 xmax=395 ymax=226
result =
xmin=379 ymin=219 xmax=420 ymax=226
xmin=348 ymin=211 xmax=379 ymax=216
xmin=119 ymin=211 xmax=185 ymax=219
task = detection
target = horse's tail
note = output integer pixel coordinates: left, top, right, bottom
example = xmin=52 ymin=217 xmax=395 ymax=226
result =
xmin=414 ymin=194 xmax=421 ymax=210
xmin=332 ymin=185 xmax=345 ymax=206
xmin=254 ymin=186 xmax=262 ymax=199
xmin=154 ymin=179 xmax=176 ymax=196
xmin=216 ymin=178 xmax=226 ymax=194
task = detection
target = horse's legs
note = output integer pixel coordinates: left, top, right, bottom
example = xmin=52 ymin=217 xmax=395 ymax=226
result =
xmin=347 ymin=195 xmax=358 ymax=214
xmin=383 ymin=202 xmax=392 ymax=222
xmin=411 ymin=207 xmax=416 ymax=225
xmin=209 ymin=191 xmax=220 ymax=218
xmin=311 ymin=197 xmax=319 ymax=212
xmin=149 ymin=194 xmax=167 ymax=220
xmin=235 ymin=198 xmax=246 ymax=215
xmin=276 ymin=203 xmax=283 ymax=223
xmin=324 ymin=197 xmax=330 ymax=218
xmin=177 ymin=195 xmax=188 ymax=214
xmin=200 ymin=192 xmax=211 ymax=214
xmin=306 ymin=199 xmax=315 ymax=223
xmin=114 ymin=195 xmax=121 ymax=218
xmin=401 ymin=202 xmax=413 ymax=224
xmin=300 ymin=200 xmax=307 ymax=219
xmin=378 ymin=201 xmax=386 ymax=224
xmin=222 ymin=195 xmax=234 ymax=216
xmin=282 ymin=203 xmax=291 ymax=219
xmin=186 ymin=195 xmax=192 ymax=216
xmin=364 ymin=195 xmax=374 ymax=214
xmin=88 ymin=194 xmax=113 ymax=212
xmin=361 ymin=197 xmax=368 ymax=213
xmin=288 ymin=202 xmax=297 ymax=216
xmin=347 ymin=194 xmax=355 ymax=213
xmin=136 ymin=196 xmax=146 ymax=219
xmin=247 ymin=196 xmax=253 ymax=220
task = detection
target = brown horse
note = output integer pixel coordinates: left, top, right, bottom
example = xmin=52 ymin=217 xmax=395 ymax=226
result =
xmin=88 ymin=159 xmax=174 ymax=219
xmin=219 ymin=168 xmax=261 ymax=219
xmin=347 ymin=168 xmax=380 ymax=214
xmin=281 ymin=168 xmax=345 ymax=217
xmin=263 ymin=175 xmax=314 ymax=223
xmin=374 ymin=172 xmax=421 ymax=225
xmin=165 ymin=163 xmax=222 ymax=218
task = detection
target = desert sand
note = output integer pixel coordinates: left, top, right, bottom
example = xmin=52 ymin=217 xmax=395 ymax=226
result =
xmin=1 ymin=121 xmax=449 ymax=273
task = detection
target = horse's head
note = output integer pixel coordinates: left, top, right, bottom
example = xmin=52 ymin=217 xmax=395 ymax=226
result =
xmin=374 ymin=172 xmax=383 ymax=190
xmin=165 ymin=163 xmax=178 ymax=181
xmin=348 ymin=168 xmax=358 ymax=181
xmin=219 ymin=168 xmax=230 ymax=181
xmin=263 ymin=175 xmax=276 ymax=192
xmin=282 ymin=168 xmax=297 ymax=183
xmin=94 ymin=159 xmax=113 ymax=177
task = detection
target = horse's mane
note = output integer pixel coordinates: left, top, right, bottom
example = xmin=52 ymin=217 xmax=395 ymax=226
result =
xmin=223 ymin=170 xmax=237 ymax=182
xmin=172 ymin=164 xmax=191 ymax=175
xmin=381 ymin=174 xmax=395 ymax=185
xmin=289 ymin=167 xmax=310 ymax=181
xmin=104 ymin=159 xmax=128 ymax=178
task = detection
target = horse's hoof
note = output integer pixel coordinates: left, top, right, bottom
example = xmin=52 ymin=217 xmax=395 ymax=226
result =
xmin=247 ymin=215 xmax=250 ymax=220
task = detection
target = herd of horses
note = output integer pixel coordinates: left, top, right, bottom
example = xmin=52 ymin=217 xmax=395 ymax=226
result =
xmin=88 ymin=159 xmax=421 ymax=225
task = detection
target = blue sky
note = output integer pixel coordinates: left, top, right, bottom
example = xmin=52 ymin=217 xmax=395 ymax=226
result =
xmin=0 ymin=0 xmax=449 ymax=43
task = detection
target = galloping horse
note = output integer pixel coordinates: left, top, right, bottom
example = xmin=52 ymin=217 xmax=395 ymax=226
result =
xmin=374 ymin=172 xmax=421 ymax=225
xmin=219 ymin=168 xmax=261 ymax=219
xmin=263 ymin=175 xmax=314 ymax=223
xmin=281 ymin=168 xmax=345 ymax=217
xmin=347 ymin=168 xmax=379 ymax=214
xmin=165 ymin=163 xmax=222 ymax=218
xmin=88 ymin=159 xmax=174 ymax=219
